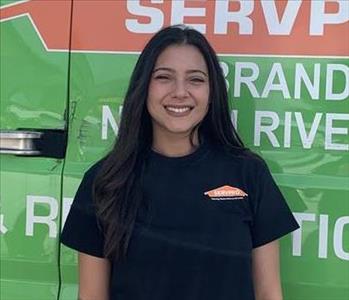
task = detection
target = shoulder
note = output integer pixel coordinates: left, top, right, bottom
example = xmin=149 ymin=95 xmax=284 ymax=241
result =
xmin=213 ymin=144 xmax=269 ymax=173
xmin=71 ymin=158 xmax=107 ymax=210
xmin=83 ymin=157 xmax=107 ymax=181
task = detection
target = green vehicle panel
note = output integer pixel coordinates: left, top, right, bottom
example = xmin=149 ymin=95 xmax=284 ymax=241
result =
xmin=1 ymin=1 xmax=348 ymax=299
xmin=0 ymin=0 xmax=72 ymax=299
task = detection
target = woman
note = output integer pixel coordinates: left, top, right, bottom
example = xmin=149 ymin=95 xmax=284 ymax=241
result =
xmin=61 ymin=25 xmax=299 ymax=300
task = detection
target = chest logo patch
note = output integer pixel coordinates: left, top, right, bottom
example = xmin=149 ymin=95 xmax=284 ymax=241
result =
xmin=204 ymin=185 xmax=248 ymax=200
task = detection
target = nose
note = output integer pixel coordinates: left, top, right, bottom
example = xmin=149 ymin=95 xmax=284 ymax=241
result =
xmin=172 ymin=79 xmax=189 ymax=99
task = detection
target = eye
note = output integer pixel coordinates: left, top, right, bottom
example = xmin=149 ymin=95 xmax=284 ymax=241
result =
xmin=189 ymin=77 xmax=205 ymax=84
xmin=154 ymin=74 xmax=171 ymax=81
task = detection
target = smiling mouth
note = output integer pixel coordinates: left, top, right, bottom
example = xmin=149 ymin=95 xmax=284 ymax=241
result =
xmin=164 ymin=106 xmax=193 ymax=114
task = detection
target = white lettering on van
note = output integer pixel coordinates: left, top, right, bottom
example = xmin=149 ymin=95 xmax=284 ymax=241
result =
xmin=325 ymin=114 xmax=349 ymax=151
xmin=102 ymin=105 xmax=118 ymax=139
xmin=125 ymin=0 xmax=349 ymax=36
xmin=261 ymin=63 xmax=291 ymax=99
xmin=310 ymin=0 xmax=349 ymax=36
xmin=233 ymin=62 xmax=348 ymax=101
xmin=326 ymin=64 xmax=349 ymax=101
xmin=294 ymin=112 xmax=322 ymax=149
xmin=283 ymin=111 xmax=292 ymax=148
xmin=0 ymin=214 xmax=8 ymax=234
xmin=171 ymin=0 xmax=206 ymax=33
xmin=253 ymin=111 xmax=349 ymax=151
xmin=125 ymin=0 xmax=164 ymax=33
xmin=231 ymin=109 xmax=238 ymax=130
xmin=214 ymin=0 xmax=253 ymax=35
xmin=254 ymin=111 xmax=280 ymax=147
xmin=294 ymin=63 xmax=321 ymax=100
xmin=292 ymin=213 xmax=316 ymax=256
xmin=220 ymin=61 xmax=230 ymax=90
xmin=318 ymin=214 xmax=329 ymax=258
xmin=334 ymin=216 xmax=349 ymax=260
xmin=234 ymin=62 xmax=260 ymax=98
xmin=292 ymin=213 xmax=349 ymax=261
xmin=25 ymin=196 xmax=58 ymax=238
xmin=261 ymin=0 xmax=302 ymax=35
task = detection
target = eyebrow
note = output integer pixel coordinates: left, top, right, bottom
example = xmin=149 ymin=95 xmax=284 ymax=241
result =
xmin=153 ymin=67 xmax=208 ymax=77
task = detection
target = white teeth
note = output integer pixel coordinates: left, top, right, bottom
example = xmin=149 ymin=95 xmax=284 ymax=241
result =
xmin=166 ymin=106 xmax=191 ymax=113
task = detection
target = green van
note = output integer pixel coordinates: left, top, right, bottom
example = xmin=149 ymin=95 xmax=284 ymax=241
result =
xmin=1 ymin=0 xmax=348 ymax=299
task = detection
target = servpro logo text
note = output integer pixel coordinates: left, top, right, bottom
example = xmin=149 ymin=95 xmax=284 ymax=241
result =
xmin=1 ymin=0 xmax=348 ymax=56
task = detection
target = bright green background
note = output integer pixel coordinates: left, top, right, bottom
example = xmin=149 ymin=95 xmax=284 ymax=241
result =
xmin=1 ymin=0 xmax=348 ymax=299
xmin=1 ymin=1 xmax=70 ymax=299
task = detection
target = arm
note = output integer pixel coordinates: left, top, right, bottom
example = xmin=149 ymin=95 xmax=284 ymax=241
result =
xmin=78 ymin=252 xmax=111 ymax=300
xmin=252 ymin=240 xmax=283 ymax=300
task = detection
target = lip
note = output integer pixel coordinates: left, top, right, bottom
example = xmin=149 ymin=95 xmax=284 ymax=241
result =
xmin=164 ymin=105 xmax=193 ymax=117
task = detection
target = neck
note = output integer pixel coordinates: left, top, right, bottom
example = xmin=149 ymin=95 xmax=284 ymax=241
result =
xmin=152 ymin=132 xmax=200 ymax=157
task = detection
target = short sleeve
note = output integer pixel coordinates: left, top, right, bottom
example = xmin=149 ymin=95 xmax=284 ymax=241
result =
xmin=60 ymin=163 xmax=105 ymax=258
xmin=250 ymin=160 xmax=300 ymax=248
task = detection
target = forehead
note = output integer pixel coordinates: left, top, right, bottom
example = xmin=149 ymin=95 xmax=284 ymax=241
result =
xmin=154 ymin=44 xmax=207 ymax=71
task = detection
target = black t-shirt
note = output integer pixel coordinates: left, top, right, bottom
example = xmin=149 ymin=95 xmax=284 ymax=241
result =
xmin=61 ymin=142 xmax=299 ymax=300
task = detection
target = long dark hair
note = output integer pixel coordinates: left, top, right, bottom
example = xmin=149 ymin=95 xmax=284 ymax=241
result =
xmin=93 ymin=25 xmax=245 ymax=261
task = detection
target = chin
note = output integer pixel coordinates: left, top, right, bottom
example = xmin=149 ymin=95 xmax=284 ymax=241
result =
xmin=167 ymin=128 xmax=192 ymax=135
xmin=162 ymin=124 xmax=194 ymax=135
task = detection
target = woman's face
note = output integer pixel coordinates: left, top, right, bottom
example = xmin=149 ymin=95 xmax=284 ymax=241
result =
xmin=147 ymin=44 xmax=210 ymax=141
